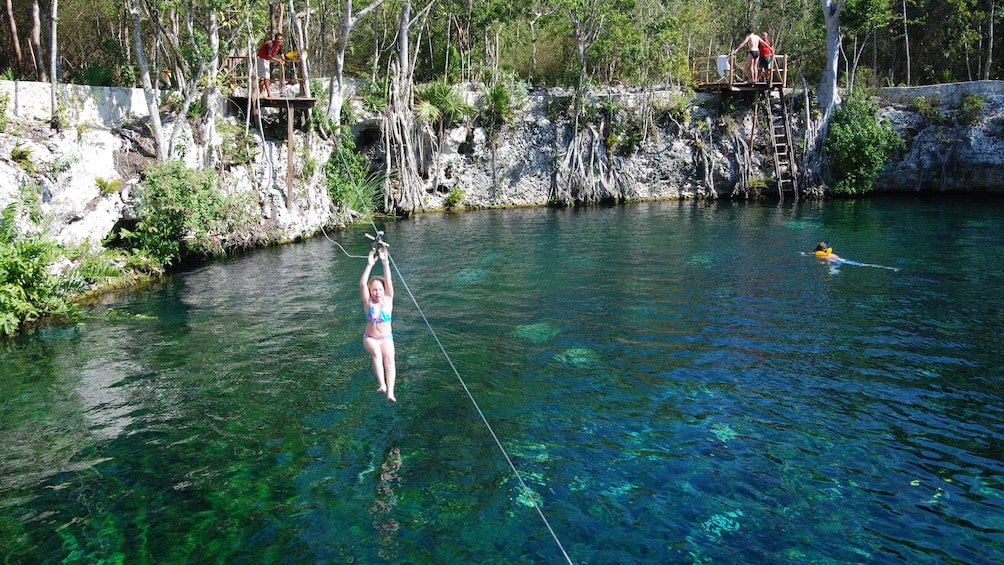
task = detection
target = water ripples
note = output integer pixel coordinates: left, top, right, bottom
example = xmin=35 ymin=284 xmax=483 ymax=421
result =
xmin=2 ymin=200 xmax=1004 ymax=562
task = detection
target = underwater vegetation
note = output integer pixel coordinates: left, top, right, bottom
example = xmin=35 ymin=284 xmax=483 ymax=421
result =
xmin=512 ymin=322 xmax=561 ymax=344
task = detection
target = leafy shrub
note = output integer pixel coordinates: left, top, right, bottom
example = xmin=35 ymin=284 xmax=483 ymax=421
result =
xmin=47 ymin=156 xmax=75 ymax=178
xmin=72 ymin=62 xmax=115 ymax=87
xmin=444 ymin=188 xmax=465 ymax=210
xmin=617 ymin=125 xmax=645 ymax=156
xmin=546 ymin=96 xmax=573 ymax=121
xmin=362 ymin=77 xmax=390 ymax=113
xmin=0 ymin=91 xmax=9 ymax=133
xmin=11 ymin=144 xmax=36 ymax=174
xmin=956 ymin=93 xmax=984 ymax=126
xmin=416 ymin=82 xmax=473 ymax=131
xmin=96 ymin=177 xmax=123 ymax=195
xmin=909 ymin=95 xmax=947 ymax=125
xmin=0 ymin=204 xmax=79 ymax=336
xmin=325 ymin=128 xmax=380 ymax=217
xmin=826 ymin=89 xmax=904 ymax=195
xmin=655 ymin=94 xmax=692 ymax=125
xmin=478 ymin=78 xmax=526 ymax=139
xmin=121 ymin=161 xmax=250 ymax=269
xmin=217 ymin=119 xmax=256 ymax=166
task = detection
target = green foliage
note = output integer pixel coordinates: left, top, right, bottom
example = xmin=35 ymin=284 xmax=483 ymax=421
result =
xmin=325 ymin=129 xmax=380 ymax=217
xmin=656 ymin=94 xmax=692 ymax=125
xmin=416 ymin=82 xmax=474 ymax=131
xmin=65 ymin=246 xmax=125 ymax=286
xmin=546 ymin=96 xmax=574 ymax=121
xmin=0 ymin=91 xmax=9 ymax=133
xmin=478 ymin=77 xmax=526 ymax=138
xmin=956 ymin=93 xmax=984 ymax=126
xmin=362 ymin=77 xmax=390 ymax=113
xmin=0 ymin=204 xmax=79 ymax=336
xmin=825 ymin=89 xmax=904 ymax=195
xmin=122 ymin=161 xmax=249 ymax=270
xmin=617 ymin=125 xmax=645 ymax=156
xmin=217 ymin=119 xmax=256 ymax=166
xmin=71 ymin=62 xmax=115 ymax=87
xmin=11 ymin=144 xmax=36 ymax=174
xmin=47 ymin=156 xmax=75 ymax=179
xmin=444 ymin=188 xmax=465 ymax=210
xmin=909 ymin=95 xmax=947 ymax=125
xmin=186 ymin=97 xmax=203 ymax=119
xmin=415 ymin=99 xmax=441 ymax=125
xmin=96 ymin=177 xmax=123 ymax=195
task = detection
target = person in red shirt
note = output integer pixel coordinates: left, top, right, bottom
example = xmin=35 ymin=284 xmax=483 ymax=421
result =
xmin=256 ymin=33 xmax=284 ymax=98
xmin=758 ymin=32 xmax=773 ymax=83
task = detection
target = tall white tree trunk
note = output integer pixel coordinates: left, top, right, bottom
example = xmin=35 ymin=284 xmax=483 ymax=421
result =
xmin=127 ymin=0 xmax=167 ymax=160
xmin=201 ymin=9 xmax=220 ymax=168
xmin=288 ymin=0 xmax=310 ymax=96
xmin=987 ymin=0 xmax=996 ymax=80
xmin=817 ymin=0 xmax=843 ymax=125
xmin=48 ymin=0 xmax=58 ymax=128
xmin=902 ymin=0 xmax=911 ymax=85
xmin=326 ymin=0 xmax=384 ymax=124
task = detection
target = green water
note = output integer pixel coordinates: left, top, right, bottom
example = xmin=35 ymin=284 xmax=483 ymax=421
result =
xmin=2 ymin=198 xmax=1003 ymax=563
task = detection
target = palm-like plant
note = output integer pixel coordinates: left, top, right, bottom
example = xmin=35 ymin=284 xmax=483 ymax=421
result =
xmin=416 ymin=83 xmax=473 ymax=132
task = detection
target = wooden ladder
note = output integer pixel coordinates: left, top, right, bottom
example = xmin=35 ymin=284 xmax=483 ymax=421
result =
xmin=764 ymin=86 xmax=798 ymax=199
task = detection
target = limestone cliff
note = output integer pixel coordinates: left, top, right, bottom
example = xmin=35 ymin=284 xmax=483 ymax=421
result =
xmin=1 ymin=80 xmax=1002 ymax=253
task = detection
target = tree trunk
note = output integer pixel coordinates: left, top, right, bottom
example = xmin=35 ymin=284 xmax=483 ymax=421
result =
xmin=200 ymin=8 xmax=220 ymax=168
xmin=127 ymin=0 xmax=167 ymax=161
xmin=48 ymin=0 xmax=59 ymax=129
xmin=31 ymin=0 xmax=46 ymax=81
xmin=987 ymin=0 xmax=996 ymax=80
xmin=902 ymin=0 xmax=910 ymax=85
xmin=288 ymin=0 xmax=311 ymax=96
xmin=5 ymin=0 xmax=22 ymax=73
xmin=817 ymin=0 xmax=843 ymax=125
xmin=383 ymin=0 xmax=425 ymax=215
xmin=326 ymin=0 xmax=385 ymax=124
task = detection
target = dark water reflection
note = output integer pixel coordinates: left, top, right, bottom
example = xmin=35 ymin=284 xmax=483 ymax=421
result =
xmin=2 ymin=198 xmax=1003 ymax=563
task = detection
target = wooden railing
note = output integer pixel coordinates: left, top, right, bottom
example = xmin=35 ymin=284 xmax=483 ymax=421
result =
xmin=222 ymin=53 xmax=308 ymax=97
xmin=692 ymin=54 xmax=789 ymax=89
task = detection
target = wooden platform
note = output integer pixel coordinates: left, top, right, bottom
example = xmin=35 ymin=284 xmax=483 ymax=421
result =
xmin=225 ymin=96 xmax=318 ymax=111
xmin=692 ymin=54 xmax=788 ymax=93
xmin=223 ymin=95 xmax=320 ymax=211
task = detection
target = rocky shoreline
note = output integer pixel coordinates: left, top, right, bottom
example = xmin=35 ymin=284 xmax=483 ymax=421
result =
xmin=1 ymin=80 xmax=1003 ymax=254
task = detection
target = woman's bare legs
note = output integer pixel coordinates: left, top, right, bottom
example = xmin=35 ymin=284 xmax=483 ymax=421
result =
xmin=364 ymin=337 xmax=387 ymax=393
xmin=383 ymin=339 xmax=397 ymax=402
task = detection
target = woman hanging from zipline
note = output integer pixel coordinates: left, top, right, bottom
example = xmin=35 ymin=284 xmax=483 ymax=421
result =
xmin=361 ymin=244 xmax=397 ymax=402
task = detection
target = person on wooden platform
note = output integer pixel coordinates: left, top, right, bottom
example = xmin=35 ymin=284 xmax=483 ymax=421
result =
xmin=256 ymin=33 xmax=284 ymax=98
xmin=731 ymin=29 xmax=764 ymax=83
xmin=758 ymin=32 xmax=773 ymax=83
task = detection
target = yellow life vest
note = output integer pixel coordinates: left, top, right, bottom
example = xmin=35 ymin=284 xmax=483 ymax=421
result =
xmin=814 ymin=247 xmax=833 ymax=257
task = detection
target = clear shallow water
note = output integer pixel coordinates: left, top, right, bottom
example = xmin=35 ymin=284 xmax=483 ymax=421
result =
xmin=2 ymin=198 xmax=1003 ymax=564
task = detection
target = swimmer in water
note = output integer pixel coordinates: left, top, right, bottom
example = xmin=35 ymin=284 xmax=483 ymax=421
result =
xmin=802 ymin=241 xmax=900 ymax=271
xmin=361 ymin=246 xmax=396 ymax=402
xmin=811 ymin=241 xmax=842 ymax=262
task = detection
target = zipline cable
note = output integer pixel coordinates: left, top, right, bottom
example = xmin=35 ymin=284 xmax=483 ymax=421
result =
xmin=384 ymin=253 xmax=574 ymax=565
xmin=329 ymin=149 xmax=574 ymax=564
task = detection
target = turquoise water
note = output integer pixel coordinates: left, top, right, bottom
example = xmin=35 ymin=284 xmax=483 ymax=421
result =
xmin=2 ymin=198 xmax=1003 ymax=563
